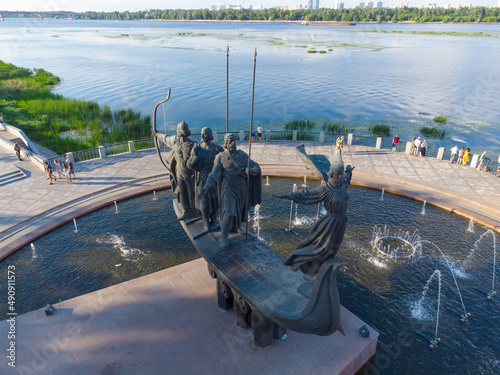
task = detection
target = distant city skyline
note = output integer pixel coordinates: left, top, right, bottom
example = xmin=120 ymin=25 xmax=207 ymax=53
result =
xmin=2 ymin=0 xmax=498 ymax=12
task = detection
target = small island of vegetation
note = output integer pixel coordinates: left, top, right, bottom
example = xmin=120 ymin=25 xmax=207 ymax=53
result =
xmin=0 ymin=61 xmax=151 ymax=155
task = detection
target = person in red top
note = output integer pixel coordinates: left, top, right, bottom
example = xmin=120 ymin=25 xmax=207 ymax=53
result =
xmin=392 ymin=134 xmax=400 ymax=152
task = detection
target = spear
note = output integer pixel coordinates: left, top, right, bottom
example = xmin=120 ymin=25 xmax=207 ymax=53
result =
xmin=226 ymin=44 xmax=229 ymax=134
xmin=246 ymin=48 xmax=257 ymax=242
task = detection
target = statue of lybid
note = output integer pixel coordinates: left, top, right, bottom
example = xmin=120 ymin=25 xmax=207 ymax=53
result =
xmin=187 ymin=127 xmax=224 ymax=231
xmin=199 ymin=133 xmax=261 ymax=248
xmin=162 ymin=121 xmax=197 ymax=220
xmin=277 ymin=150 xmax=354 ymax=277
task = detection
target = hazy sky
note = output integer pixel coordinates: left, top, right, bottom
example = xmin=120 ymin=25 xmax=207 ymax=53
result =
xmin=2 ymin=0 xmax=498 ymax=12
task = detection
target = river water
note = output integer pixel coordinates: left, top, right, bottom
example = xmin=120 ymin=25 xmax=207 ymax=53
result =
xmin=1 ymin=19 xmax=500 ymax=153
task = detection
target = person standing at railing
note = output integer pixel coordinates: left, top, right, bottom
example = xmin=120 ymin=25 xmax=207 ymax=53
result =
xmin=410 ymin=138 xmax=416 ymax=155
xmin=414 ymin=137 xmax=421 ymax=156
xmin=420 ymin=139 xmax=427 ymax=157
xmin=392 ymin=134 xmax=400 ymax=152
xmin=457 ymin=147 xmax=465 ymax=165
xmin=476 ymin=151 xmax=487 ymax=171
xmin=463 ymin=148 xmax=471 ymax=165
xmin=257 ymin=124 xmax=263 ymax=142
xmin=450 ymin=145 xmax=459 ymax=164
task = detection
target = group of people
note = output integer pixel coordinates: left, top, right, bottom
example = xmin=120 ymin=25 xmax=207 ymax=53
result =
xmin=449 ymin=146 xmax=472 ymax=166
xmin=250 ymin=124 xmax=264 ymax=142
xmin=160 ymin=122 xmax=261 ymax=248
xmin=44 ymin=159 xmax=75 ymax=185
xmin=410 ymin=137 xmax=428 ymax=157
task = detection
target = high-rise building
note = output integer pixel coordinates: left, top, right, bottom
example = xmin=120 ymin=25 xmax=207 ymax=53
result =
xmin=376 ymin=1 xmax=383 ymax=7
xmin=333 ymin=2 xmax=345 ymax=9
xmin=307 ymin=0 xmax=314 ymax=9
xmin=366 ymin=1 xmax=374 ymax=8
xmin=357 ymin=1 xmax=365 ymax=8
xmin=313 ymin=0 xmax=320 ymax=9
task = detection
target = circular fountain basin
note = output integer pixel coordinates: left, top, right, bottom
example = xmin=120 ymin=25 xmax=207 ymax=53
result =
xmin=0 ymin=177 xmax=498 ymax=375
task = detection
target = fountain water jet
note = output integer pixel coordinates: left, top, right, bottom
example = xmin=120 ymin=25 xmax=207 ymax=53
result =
xmin=266 ymin=176 xmax=270 ymax=186
xmin=30 ymin=243 xmax=38 ymax=259
xmin=421 ymin=200 xmax=426 ymax=215
xmin=371 ymin=225 xmax=421 ymax=260
xmin=421 ymin=240 xmax=471 ymax=323
xmin=467 ymin=218 xmax=475 ymax=233
xmin=253 ymin=204 xmax=263 ymax=241
xmin=302 ymin=175 xmax=307 ymax=188
xmin=114 ymin=201 xmax=119 ymax=213
xmin=466 ymin=229 xmax=497 ymax=301
xmin=73 ymin=218 xmax=78 ymax=233
xmin=285 ymin=184 xmax=298 ymax=235
xmin=415 ymin=270 xmax=442 ymax=350
xmin=380 ymin=188 xmax=384 ymax=201
xmin=153 ymin=191 xmax=158 ymax=201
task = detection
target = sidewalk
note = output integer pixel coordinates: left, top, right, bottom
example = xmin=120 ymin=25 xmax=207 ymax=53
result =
xmin=1 ymin=141 xmax=499 ymax=260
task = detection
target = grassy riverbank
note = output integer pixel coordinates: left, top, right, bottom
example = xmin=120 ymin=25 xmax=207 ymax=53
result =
xmin=0 ymin=61 xmax=151 ymax=155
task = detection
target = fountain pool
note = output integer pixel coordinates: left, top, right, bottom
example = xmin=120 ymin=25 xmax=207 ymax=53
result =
xmin=0 ymin=178 xmax=498 ymax=374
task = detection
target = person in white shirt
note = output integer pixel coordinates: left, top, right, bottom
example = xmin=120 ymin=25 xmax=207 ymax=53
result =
xmin=257 ymin=124 xmax=263 ymax=142
xmin=450 ymin=145 xmax=459 ymax=164
xmin=476 ymin=151 xmax=487 ymax=171
xmin=414 ymin=137 xmax=421 ymax=156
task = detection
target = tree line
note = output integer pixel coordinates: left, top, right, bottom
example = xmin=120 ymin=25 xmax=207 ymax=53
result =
xmin=79 ymin=7 xmax=500 ymax=23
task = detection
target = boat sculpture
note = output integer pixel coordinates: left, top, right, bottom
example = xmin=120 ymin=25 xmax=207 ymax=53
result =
xmin=153 ymin=91 xmax=345 ymax=347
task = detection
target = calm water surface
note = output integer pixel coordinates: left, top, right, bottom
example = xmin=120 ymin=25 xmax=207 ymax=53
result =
xmin=1 ymin=19 xmax=500 ymax=153
xmin=0 ymin=178 xmax=498 ymax=374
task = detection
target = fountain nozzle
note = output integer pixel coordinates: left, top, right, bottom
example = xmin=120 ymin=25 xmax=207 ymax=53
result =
xmin=460 ymin=313 xmax=471 ymax=324
xmin=487 ymin=291 xmax=496 ymax=301
xmin=429 ymin=338 xmax=441 ymax=351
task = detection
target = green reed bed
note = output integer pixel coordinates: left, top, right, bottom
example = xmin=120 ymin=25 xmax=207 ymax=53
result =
xmin=0 ymin=60 xmax=151 ymax=155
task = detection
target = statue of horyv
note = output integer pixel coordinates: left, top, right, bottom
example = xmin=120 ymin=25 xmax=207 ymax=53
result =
xmin=277 ymin=157 xmax=353 ymax=277
xmin=199 ymin=133 xmax=261 ymax=248
xmin=164 ymin=121 xmax=197 ymax=220
xmin=187 ymin=127 xmax=224 ymax=231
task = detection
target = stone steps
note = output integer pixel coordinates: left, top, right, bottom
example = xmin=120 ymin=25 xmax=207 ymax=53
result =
xmin=0 ymin=168 xmax=26 ymax=187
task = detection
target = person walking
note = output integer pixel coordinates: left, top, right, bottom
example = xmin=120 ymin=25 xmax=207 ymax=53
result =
xmin=44 ymin=161 xmax=57 ymax=185
xmin=63 ymin=163 xmax=71 ymax=184
xmin=392 ymin=134 xmax=400 ymax=152
xmin=14 ymin=142 xmax=22 ymax=161
xmin=457 ymin=147 xmax=465 ymax=165
xmin=54 ymin=159 xmax=63 ymax=178
xmin=257 ymin=124 xmax=263 ymax=142
xmin=66 ymin=158 xmax=76 ymax=180
xmin=450 ymin=145 xmax=459 ymax=164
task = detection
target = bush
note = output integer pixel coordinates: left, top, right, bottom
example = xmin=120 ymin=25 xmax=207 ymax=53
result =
xmin=284 ymin=118 xmax=316 ymax=131
xmin=369 ymin=124 xmax=390 ymax=137
xmin=433 ymin=116 xmax=447 ymax=123
xmin=322 ymin=121 xmax=354 ymax=134
xmin=420 ymin=126 xmax=445 ymax=138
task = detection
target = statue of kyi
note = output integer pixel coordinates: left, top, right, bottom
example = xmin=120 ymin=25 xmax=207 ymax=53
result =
xmin=199 ymin=133 xmax=261 ymax=248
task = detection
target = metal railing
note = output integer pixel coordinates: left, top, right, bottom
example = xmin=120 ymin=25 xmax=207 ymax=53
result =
xmin=104 ymin=142 xmax=128 ymax=156
xmin=39 ymin=132 xmax=499 ymax=179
